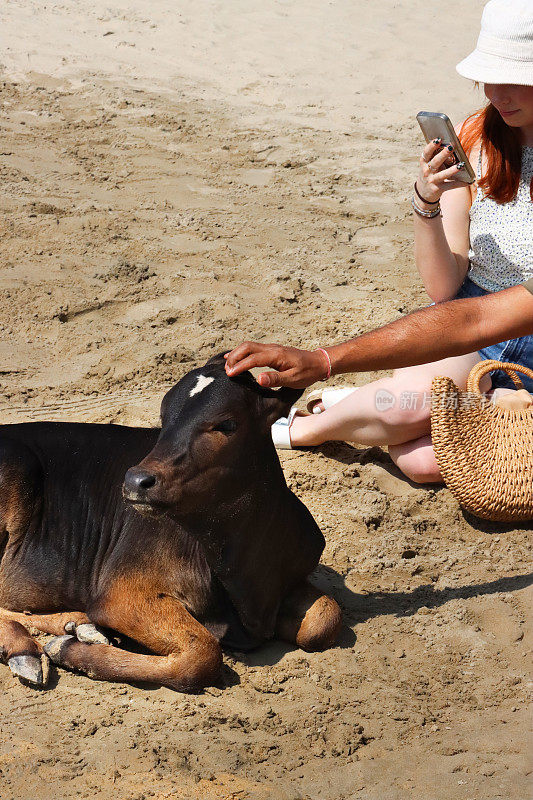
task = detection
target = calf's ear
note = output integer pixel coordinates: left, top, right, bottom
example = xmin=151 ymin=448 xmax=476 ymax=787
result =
xmin=203 ymin=352 xmax=227 ymax=369
xmin=261 ymin=386 xmax=304 ymax=427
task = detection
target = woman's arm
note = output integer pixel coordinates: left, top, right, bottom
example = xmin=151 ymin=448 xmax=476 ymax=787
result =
xmin=413 ymin=139 xmax=473 ymax=303
xmin=224 ymin=285 xmax=533 ymax=388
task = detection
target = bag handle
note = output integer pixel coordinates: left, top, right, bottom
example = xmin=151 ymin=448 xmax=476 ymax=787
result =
xmin=466 ymin=360 xmax=533 ymax=394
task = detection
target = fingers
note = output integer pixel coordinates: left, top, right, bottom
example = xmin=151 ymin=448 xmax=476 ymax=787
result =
xmin=225 ymin=341 xmax=264 ymax=371
xmin=427 ymin=144 xmax=456 ymax=173
xmin=420 ymin=140 xmax=455 ymax=171
xmin=226 ymin=352 xmax=274 ymax=376
xmin=437 ymin=162 xmax=465 ymax=182
xmin=225 ymin=357 xmax=292 ymax=389
xmin=225 ymin=343 xmax=294 ymax=381
xmin=257 ymin=370 xmax=282 ymax=388
xmin=421 ymin=138 xmax=442 ymax=164
xmin=258 ymin=370 xmax=307 ymax=389
xmin=224 ymin=342 xmax=316 ymax=389
xmin=426 ymin=160 xmax=464 ymax=189
xmin=417 ymin=141 xmax=465 ymax=203
xmin=418 ymin=140 xmax=450 ymax=203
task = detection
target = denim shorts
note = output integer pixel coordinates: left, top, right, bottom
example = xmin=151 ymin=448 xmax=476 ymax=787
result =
xmin=455 ymin=276 xmax=533 ymax=392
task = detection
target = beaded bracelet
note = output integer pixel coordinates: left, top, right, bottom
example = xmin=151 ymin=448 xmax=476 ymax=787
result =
xmin=411 ymin=196 xmax=441 ymax=218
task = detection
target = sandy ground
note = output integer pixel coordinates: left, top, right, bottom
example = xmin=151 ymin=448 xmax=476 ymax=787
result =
xmin=0 ymin=2 xmax=532 ymax=799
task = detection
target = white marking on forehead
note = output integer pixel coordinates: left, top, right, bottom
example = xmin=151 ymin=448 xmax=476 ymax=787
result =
xmin=189 ymin=374 xmax=215 ymax=397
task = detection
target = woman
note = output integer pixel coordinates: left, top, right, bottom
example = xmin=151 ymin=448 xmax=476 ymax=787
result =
xmin=226 ymin=0 xmax=533 ymax=484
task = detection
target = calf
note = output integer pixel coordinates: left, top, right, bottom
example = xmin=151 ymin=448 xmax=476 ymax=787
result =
xmin=0 ymin=354 xmax=341 ymax=691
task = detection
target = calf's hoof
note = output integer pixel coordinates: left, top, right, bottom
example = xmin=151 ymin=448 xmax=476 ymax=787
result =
xmin=8 ymin=653 xmax=49 ymax=687
xmin=64 ymin=621 xmax=110 ymax=645
xmin=44 ymin=634 xmax=76 ymax=665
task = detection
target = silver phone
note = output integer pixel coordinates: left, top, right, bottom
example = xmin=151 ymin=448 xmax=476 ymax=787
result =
xmin=416 ymin=111 xmax=476 ymax=184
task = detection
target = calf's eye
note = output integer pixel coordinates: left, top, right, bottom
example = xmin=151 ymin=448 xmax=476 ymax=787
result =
xmin=212 ymin=419 xmax=237 ymax=434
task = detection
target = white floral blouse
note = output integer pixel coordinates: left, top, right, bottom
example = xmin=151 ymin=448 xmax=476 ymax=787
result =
xmin=468 ymin=145 xmax=533 ymax=292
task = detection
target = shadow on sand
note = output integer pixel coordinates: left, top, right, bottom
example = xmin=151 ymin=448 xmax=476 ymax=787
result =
xmin=244 ymin=568 xmax=533 ymax=668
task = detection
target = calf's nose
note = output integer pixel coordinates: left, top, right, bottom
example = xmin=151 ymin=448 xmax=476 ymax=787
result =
xmin=123 ymin=467 xmax=157 ymax=497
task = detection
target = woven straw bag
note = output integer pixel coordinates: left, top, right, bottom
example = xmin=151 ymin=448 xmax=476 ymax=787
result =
xmin=431 ymin=360 xmax=533 ymax=522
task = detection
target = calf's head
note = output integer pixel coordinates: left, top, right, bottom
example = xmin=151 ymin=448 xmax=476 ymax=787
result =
xmin=123 ymin=353 xmax=302 ymax=516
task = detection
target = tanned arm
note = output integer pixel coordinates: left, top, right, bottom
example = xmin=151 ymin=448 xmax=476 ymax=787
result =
xmin=224 ymin=285 xmax=533 ymax=388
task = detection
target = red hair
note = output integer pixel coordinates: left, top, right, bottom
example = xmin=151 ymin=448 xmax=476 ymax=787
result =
xmin=459 ymin=103 xmax=533 ymax=203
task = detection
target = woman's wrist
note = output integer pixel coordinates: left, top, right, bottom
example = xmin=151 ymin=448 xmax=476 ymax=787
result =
xmin=414 ymin=179 xmax=441 ymax=209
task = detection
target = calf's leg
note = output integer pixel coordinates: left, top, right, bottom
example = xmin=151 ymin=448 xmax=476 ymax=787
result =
xmin=44 ymin=575 xmax=222 ymax=692
xmin=0 ymin=609 xmax=109 ymax=687
xmin=0 ymin=608 xmax=109 ymax=643
xmin=276 ymin=581 xmax=342 ymax=652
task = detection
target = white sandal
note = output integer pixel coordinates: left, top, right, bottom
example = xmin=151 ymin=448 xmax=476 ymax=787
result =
xmin=272 ymin=388 xmax=360 ymax=448
xmin=271 ymin=407 xmax=307 ymax=449
xmin=306 ymin=386 xmax=359 ymax=414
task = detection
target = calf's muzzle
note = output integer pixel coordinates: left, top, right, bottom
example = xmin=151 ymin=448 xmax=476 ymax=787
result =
xmin=123 ymin=467 xmax=157 ymax=500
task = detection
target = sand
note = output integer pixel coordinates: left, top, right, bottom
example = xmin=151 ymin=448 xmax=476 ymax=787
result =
xmin=0 ymin=2 xmax=531 ymax=799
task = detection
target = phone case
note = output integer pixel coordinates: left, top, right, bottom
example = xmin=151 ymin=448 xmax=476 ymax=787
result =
xmin=416 ymin=111 xmax=476 ymax=184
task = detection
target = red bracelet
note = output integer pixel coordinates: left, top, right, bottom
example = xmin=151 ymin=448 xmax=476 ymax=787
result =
xmin=315 ymin=348 xmax=332 ymax=380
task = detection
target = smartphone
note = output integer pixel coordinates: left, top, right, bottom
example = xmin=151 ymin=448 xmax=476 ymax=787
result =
xmin=416 ymin=111 xmax=476 ymax=184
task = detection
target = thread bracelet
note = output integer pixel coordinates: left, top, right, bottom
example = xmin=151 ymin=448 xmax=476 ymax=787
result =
xmin=414 ymin=181 xmax=439 ymax=205
xmin=315 ymin=348 xmax=332 ymax=380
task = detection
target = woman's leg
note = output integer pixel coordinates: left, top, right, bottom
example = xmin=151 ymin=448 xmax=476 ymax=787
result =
xmin=388 ymin=435 xmax=442 ymax=484
xmin=389 ymin=386 xmax=521 ymax=483
xmin=289 ymin=351 xmax=488 ymax=448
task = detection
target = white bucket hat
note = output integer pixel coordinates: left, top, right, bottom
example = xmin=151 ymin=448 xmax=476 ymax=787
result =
xmin=456 ymin=0 xmax=533 ymax=86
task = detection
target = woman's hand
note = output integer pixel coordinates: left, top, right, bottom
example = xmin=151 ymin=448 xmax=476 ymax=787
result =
xmin=224 ymin=342 xmax=329 ymax=388
xmin=416 ymin=139 xmax=466 ymax=204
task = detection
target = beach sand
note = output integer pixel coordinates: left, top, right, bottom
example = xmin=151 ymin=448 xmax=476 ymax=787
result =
xmin=0 ymin=2 xmax=531 ymax=799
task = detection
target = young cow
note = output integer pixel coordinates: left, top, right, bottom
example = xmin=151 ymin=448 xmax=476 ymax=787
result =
xmin=0 ymin=354 xmax=341 ymax=690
